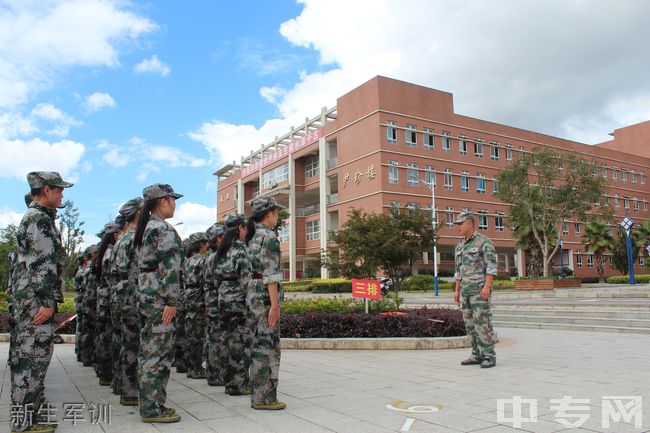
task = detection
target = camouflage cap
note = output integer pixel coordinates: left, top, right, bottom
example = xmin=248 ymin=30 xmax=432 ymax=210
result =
xmin=206 ymin=223 xmax=225 ymax=243
xmin=188 ymin=231 xmax=208 ymax=245
xmin=118 ymin=197 xmax=143 ymax=217
xmin=142 ymin=183 xmax=183 ymax=201
xmin=99 ymin=221 xmax=121 ymax=237
xmin=27 ymin=171 xmax=74 ymax=189
xmin=24 ymin=192 xmax=33 ymax=208
xmin=224 ymin=212 xmax=246 ymax=229
xmin=114 ymin=214 xmax=126 ymax=227
xmin=453 ymin=210 xmax=474 ymax=224
xmin=250 ymin=195 xmax=283 ymax=216
xmin=84 ymin=244 xmax=98 ymax=256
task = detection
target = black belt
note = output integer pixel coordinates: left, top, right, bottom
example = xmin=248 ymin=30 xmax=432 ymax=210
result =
xmin=220 ymin=276 xmax=239 ymax=282
xmin=186 ymin=284 xmax=199 ymax=288
xmin=140 ymin=267 xmax=157 ymax=272
xmin=252 ymin=272 xmax=263 ymax=280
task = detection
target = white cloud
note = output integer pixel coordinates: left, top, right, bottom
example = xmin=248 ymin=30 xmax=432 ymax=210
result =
xmin=84 ymin=92 xmax=116 ymax=113
xmin=0 ymin=208 xmax=24 ymax=230
xmin=0 ymin=112 xmax=37 ymax=139
xmin=190 ymin=0 xmax=650 ymax=161
xmin=0 ymin=138 xmax=85 ymax=180
xmin=134 ymin=54 xmax=170 ymax=77
xmin=0 ymin=1 xmax=157 ymax=108
xmin=168 ymin=201 xmax=217 ymax=240
xmin=31 ymin=103 xmax=82 ymax=136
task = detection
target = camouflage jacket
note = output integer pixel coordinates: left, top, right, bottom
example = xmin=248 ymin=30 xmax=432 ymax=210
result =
xmin=97 ymin=245 xmax=114 ymax=307
xmin=82 ymin=262 xmax=97 ymax=314
xmin=136 ymin=215 xmax=183 ymax=307
xmin=202 ymin=250 xmax=218 ymax=289
xmin=111 ymin=227 xmax=138 ymax=306
xmin=12 ymin=202 xmax=64 ymax=315
xmin=183 ymin=252 xmax=205 ymax=306
xmin=454 ymin=231 xmax=497 ymax=293
xmin=216 ymin=239 xmax=251 ymax=309
xmin=246 ymin=222 xmax=283 ymax=302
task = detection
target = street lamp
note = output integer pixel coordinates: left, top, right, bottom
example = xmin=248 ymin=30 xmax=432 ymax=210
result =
xmin=409 ymin=174 xmax=439 ymax=297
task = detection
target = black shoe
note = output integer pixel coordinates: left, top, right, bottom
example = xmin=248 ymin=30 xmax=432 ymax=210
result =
xmin=460 ymin=356 xmax=481 ymax=366
xmin=480 ymin=359 xmax=496 ymax=369
xmin=225 ymin=388 xmax=252 ymax=396
xmin=176 ymin=366 xmax=187 ymax=374
xmin=207 ymin=380 xmax=224 ymax=386
xmin=187 ymin=370 xmax=207 ymax=379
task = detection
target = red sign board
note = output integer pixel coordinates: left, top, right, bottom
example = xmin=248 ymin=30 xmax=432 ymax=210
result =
xmin=351 ymin=278 xmax=382 ymax=300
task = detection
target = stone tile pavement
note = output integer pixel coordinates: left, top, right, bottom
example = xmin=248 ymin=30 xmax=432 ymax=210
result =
xmin=2 ymin=328 xmax=650 ymax=432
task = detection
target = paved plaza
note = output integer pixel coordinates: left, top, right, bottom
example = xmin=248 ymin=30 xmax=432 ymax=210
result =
xmin=1 ymin=328 xmax=649 ymax=433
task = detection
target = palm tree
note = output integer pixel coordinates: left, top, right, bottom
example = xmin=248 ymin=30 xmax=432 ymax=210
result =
xmin=582 ymin=220 xmax=614 ymax=282
xmin=635 ymin=221 xmax=650 ymax=269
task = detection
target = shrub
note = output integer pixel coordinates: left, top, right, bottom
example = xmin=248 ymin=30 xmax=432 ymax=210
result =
xmin=402 ymin=275 xmax=453 ymax=292
xmin=281 ymin=295 xmax=401 ymax=315
xmin=606 ymin=274 xmax=650 ymax=284
xmin=281 ymin=307 xmax=465 ymax=338
xmin=491 ymin=280 xmax=515 ymax=291
xmin=310 ymin=279 xmax=352 ymax=293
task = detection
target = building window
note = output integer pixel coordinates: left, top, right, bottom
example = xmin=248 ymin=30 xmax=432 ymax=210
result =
xmin=612 ymin=166 xmax=618 ymax=181
xmin=406 ymin=202 xmax=420 ymax=214
xmin=562 ymin=219 xmax=569 ymax=235
xmin=442 ymin=131 xmax=450 ymax=152
xmin=423 ymin=128 xmax=434 ymax=149
xmin=252 ymin=183 xmax=260 ymax=198
xmin=277 ymin=223 xmax=289 ymax=243
xmin=594 ymin=199 xmax=600 ymax=208
xmin=505 ymin=144 xmax=513 ymax=161
xmin=445 ymin=206 xmax=454 ymax=228
xmin=388 ymin=160 xmax=399 ymax=184
xmin=574 ymin=222 xmax=580 ymax=235
xmin=476 ymin=173 xmax=486 ymax=194
xmin=644 ymin=200 xmax=648 ymax=213
xmin=474 ymin=138 xmax=484 ymax=158
xmin=459 ymin=136 xmax=468 ymax=155
xmin=640 ymin=255 xmax=646 ymax=268
xmin=461 ymin=171 xmax=470 ymax=192
xmin=576 ymin=251 xmax=583 ymax=268
xmin=641 ymin=172 xmax=646 ymax=185
xmin=262 ymin=163 xmax=289 ymax=189
xmin=622 ymin=169 xmax=628 ymax=183
xmin=444 ymin=169 xmax=453 ymax=190
xmin=306 ymin=220 xmax=320 ymax=241
xmin=602 ymin=164 xmax=608 ymax=178
xmin=407 ymin=163 xmax=419 ymax=186
xmin=478 ymin=210 xmax=488 ymax=230
xmin=492 ymin=177 xmax=500 ymax=195
xmin=427 ymin=204 xmax=438 ymax=225
xmin=631 ymin=170 xmax=638 ymax=184
xmin=406 ymin=124 xmax=417 ymax=147
xmin=490 ymin=141 xmax=500 ymax=160
xmin=304 ymin=156 xmax=319 ymax=178
xmin=425 ymin=166 xmax=436 ymax=187
xmin=624 ymin=196 xmax=630 ymax=210
xmin=634 ymin=197 xmax=639 ymax=212
xmin=495 ymin=212 xmax=504 ymax=232
xmin=387 ymin=121 xmax=398 ymax=144
xmin=614 ymin=194 xmax=620 ymax=208
xmin=390 ymin=201 xmax=400 ymax=214
xmin=586 ymin=254 xmax=594 ymax=268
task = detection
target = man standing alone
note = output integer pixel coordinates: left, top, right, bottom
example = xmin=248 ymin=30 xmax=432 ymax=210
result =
xmin=453 ymin=211 xmax=497 ymax=369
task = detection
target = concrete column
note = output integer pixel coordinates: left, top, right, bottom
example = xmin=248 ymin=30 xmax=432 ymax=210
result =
xmin=319 ymin=133 xmax=329 ymax=279
xmin=289 ymin=129 xmax=297 ymax=281
xmin=236 ymin=179 xmax=243 ymax=214
xmin=516 ymin=248 xmax=525 ymax=277
xmin=567 ymin=249 xmax=574 ymax=271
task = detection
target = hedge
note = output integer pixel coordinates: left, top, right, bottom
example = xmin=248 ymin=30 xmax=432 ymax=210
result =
xmin=283 ymin=278 xmax=352 ymax=293
xmin=606 ymin=274 xmax=650 ymax=284
xmin=281 ymin=295 xmax=401 ymax=315
xmin=402 ymin=275 xmax=515 ymax=291
xmin=281 ymin=308 xmax=465 ymax=338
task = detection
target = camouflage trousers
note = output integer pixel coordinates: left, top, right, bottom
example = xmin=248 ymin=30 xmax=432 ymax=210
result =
xmin=460 ymin=292 xmax=496 ymax=361
xmin=78 ymin=310 xmax=95 ymax=365
xmin=95 ymin=303 xmax=113 ymax=381
xmin=248 ymin=307 xmax=281 ymax=405
xmin=174 ymin=308 xmax=188 ymax=371
xmin=121 ymin=303 xmax=140 ymax=399
xmin=110 ymin=301 xmax=123 ymax=394
xmin=221 ymin=309 xmax=250 ymax=393
xmin=138 ymin=304 xmax=175 ymax=417
xmin=185 ymin=289 xmax=206 ymax=374
xmin=205 ymin=290 xmax=225 ymax=384
xmin=10 ymin=321 xmax=54 ymax=432
xmin=75 ymin=294 xmax=83 ymax=361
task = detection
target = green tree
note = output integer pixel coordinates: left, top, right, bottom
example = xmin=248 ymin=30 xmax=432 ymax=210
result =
xmin=0 ymin=224 xmax=19 ymax=290
xmin=610 ymin=227 xmax=641 ymax=275
xmin=582 ymin=220 xmax=614 ymax=282
xmin=496 ymin=148 xmax=604 ymax=277
xmin=636 ymin=221 xmax=650 ymax=269
xmin=58 ymin=200 xmax=85 ymax=282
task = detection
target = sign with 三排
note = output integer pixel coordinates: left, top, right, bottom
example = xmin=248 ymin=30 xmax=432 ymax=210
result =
xmin=352 ymin=278 xmax=381 ymax=300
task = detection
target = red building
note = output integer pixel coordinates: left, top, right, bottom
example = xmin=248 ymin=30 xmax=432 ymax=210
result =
xmin=215 ymin=76 xmax=650 ymax=280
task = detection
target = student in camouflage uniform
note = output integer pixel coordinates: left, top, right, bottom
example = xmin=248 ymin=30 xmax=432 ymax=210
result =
xmin=110 ymin=214 xmax=127 ymax=395
xmin=174 ymin=238 xmax=189 ymax=374
xmin=134 ymin=183 xmax=184 ymax=423
xmin=73 ymin=254 xmax=86 ymax=362
xmin=9 ymin=171 xmax=72 ymax=433
xmin=184 ymin=232 xmax=209 ymax=379
xmin=79 ymin=245 xmax=98 ymax=366
xmin=216 ymin=214 xmax=252 ymax=395
xmin=453 ymin=211 xmax=498 ymax=369
xmin=94 ymin=221 xmax=121 ymax=386
xmin=245 ymin=196 xmax=285 ymax=410
xmin=110 ymin=197 xmax=143 ymax=406
xmin=203 ymin=223 xmax=226 ymax=386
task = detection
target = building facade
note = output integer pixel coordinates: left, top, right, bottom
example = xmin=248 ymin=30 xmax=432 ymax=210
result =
xmin=215 ymin=76 xmax=650 ymax=280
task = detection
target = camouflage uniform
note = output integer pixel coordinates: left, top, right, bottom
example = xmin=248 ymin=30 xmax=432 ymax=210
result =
xmin=9 ymin=171 xmax=72 ymax=432
xmin=174 ymin=246 xmax=188 ymax=373
xmin=136 ymin=184 xmax=183 ymax=419
xmin=246 ymin=198 xmax=284 ymax=406
xmin=203 ymin=223 xmax=226 ymax=385
xmin=454 ymin=215 xmax=498 ymax=363
xmin=184 ymin=232 xmax=208 ymax=378
xmin=96 ymin=242 xmax=115 ymax=384
xmin=217 ymin=214 xmax=252 ymax=394
xmin=73 ymin=260 xmax=85 ymax=362
xmin=79 ymin=252 xmax=97 ymax=366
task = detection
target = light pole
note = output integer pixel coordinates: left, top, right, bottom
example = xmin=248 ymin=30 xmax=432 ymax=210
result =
xmin=410 ymin=174 xmax=439 ymax=296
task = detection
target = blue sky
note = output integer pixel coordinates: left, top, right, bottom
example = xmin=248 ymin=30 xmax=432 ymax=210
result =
xmin=1 ymin=0 xmax=650 ymax=246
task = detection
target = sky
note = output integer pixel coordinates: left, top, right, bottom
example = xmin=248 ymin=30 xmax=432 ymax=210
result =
xmin=1 ymin=0 xmax=650 ymax=248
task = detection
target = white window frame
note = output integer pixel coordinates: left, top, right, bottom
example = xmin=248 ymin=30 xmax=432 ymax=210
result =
xmin=505 ymin=144 xmax=513 ymax=161
xmin=477 ymin=210 xmax=488 ymax=230
xmin=304 ymin=156 xmax=319 ymax=178
xmin=405 ymin=124 xmax=417 ymax=147
xmin=634 ymin=197 xmax=639 ymax=212
xmin=574 ymin=222 xmax=580 ymax=235
xmin=474 ymin=138 xmax=484 ymax=158
xmin=461 ymin=171 xmax=470 ymax=192
xmin=495 ymin=211 xmax=504 ymax=232
xmin=262 ymin=163 xmax=289 ymax=189
xmin=388 ymin=160 xmax=399 ymax=184
xmin=445 ymin=206 xmax=454 ymax=228
xmin=423 ymin=128 xmax=434 ymax=149
xmin=277 ymin=223 xmax=289 ymax=243
xmin=476 ymin=173 xmax=486 ymax=194
xmin=442 ymin=131 xmax=451 ymax=152
xmin=576 ymin=251 xmax=583 ymax=268
xmin=387 ymin=121 xmax=398 ymax=144
xmin=490 ymin=141 xmax=500 ymax=160
xmin=425 ymin=166 xmax=436 ymax=187
xmin=407 ymin=163 xmax=419 ymax=186
xmin=306 ymin=220 xmax=320 ymax=241
xmin=459 ymin=135 xmax=468 ymax=155
xmin=444 ymin=168 xmax=453 ymax=190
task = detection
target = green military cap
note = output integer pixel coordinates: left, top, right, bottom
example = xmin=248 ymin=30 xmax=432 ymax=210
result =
xmin=188 ymin=231 xmax=208 ymax=245
xmin=453 ymin=210 xmax=474 ymax=224
xmin=119 ymin=197 xmax=143 ymax=217
xmin=250 ymin=195 xmax=283 ymax=216
xmin=114 ymin=214 xmax=126 ymax=227
xmin=142 ymin=183 xmax=183 ymax=201
xmin=27 ymin=171 xmax=74 ymax=189
xmin=84 ymin=244 xmax=98 ymax=256
xmin=24 ymin=192 xmax=33 ymax=207
xmin=224 ymin=212 xmax=246 ymax=229
xmin=206 ymin=223 xmax=225 ymax=243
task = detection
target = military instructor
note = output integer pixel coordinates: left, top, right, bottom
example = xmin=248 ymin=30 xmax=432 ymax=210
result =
xmin=453 ymin=210 xmax=497 ymax=369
